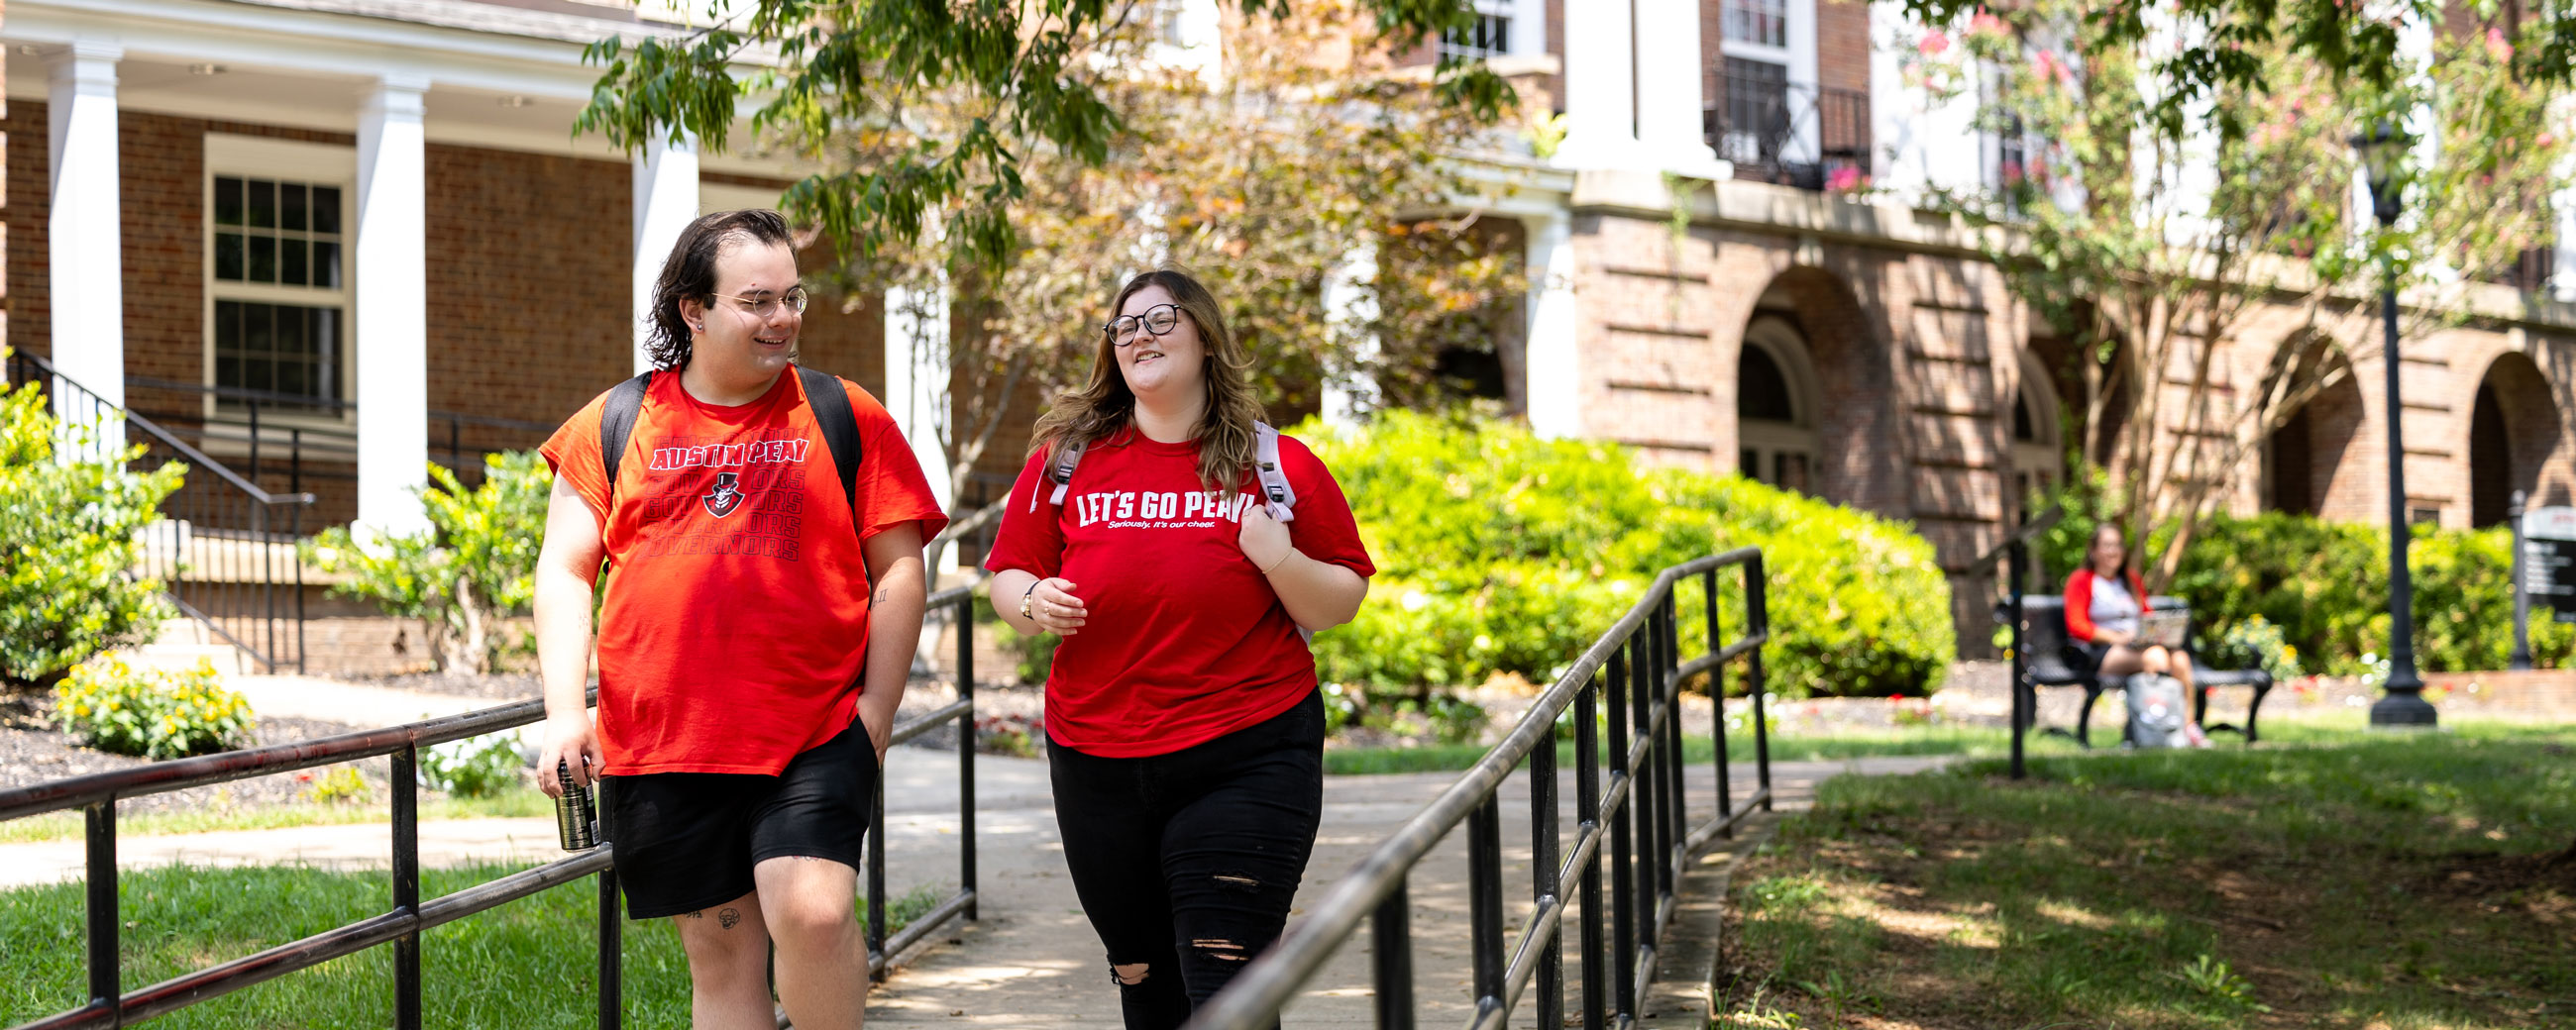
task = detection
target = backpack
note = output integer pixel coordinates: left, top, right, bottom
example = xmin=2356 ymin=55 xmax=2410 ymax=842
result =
xmin=2124 ymin=673 xmax=2190 ymax=749
xmin=1032 ymin=421 xmax=1299 ymax=522
xmin=598 ymin=366 xmax=866 ymax=529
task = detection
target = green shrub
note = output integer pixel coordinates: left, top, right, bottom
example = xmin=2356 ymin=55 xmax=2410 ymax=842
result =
xmin=2035 ymin=495 xmax=2576 ymax=675
xmin=1303 ymin=413 xmax=1954 ymax=698
xmin=0 ymin=360 xmax=185 ymax=685
xmin=420 ymin=733 xmax=526 ymax=798
xmin=2176 ymin=512 xmax=2576 ymax=674
xmin=304 ymin=452 xmax=551 ymax=672
xmin=52 ymin=657 xmax=254 ymax=759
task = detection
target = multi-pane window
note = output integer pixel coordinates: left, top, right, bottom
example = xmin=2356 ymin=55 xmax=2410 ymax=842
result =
xmin=211 ymin=175 xmax=347 ymax=412
xmin=1440 ymin=15 xmax=1511 ymax=59
xmin=1725 ymin=0 xmax=1787 ymax=47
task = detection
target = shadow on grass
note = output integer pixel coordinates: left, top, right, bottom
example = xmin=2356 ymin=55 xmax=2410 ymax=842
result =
xmin=1720 ymin=724 xmax=2576 ymax=1029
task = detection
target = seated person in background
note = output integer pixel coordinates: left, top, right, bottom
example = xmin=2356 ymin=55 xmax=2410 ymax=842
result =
xmin=2064 ymin=522 xmax=2206 ymax=744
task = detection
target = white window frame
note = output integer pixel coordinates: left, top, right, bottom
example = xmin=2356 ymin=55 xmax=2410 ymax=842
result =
xmin=1718 ymin=0 xmax=1816 ymax=161
xmin=201 ymin=134 xmax=359 ymax=443
xmin=1737 ymin=314 xmax=1823 ymax=491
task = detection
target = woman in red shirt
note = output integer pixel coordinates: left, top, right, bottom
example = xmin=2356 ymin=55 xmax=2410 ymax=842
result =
xmin=985 ymin=267 xmax=1374 ymax=1029
xmin=2064 ymin=522 xmax=2202 ymax=739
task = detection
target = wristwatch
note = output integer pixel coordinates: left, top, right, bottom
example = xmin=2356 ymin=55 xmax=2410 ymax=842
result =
xmin=1019 ymin=580 xmax=1040 ymax=620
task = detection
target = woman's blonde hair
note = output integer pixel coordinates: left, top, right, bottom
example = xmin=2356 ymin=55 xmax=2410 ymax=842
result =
xmin=1030 ymin=266 xmax=1266 ymax=493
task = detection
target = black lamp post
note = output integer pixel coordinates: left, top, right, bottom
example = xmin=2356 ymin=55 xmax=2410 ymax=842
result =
xmin=2353 ymin=123 xmax=2437 ymax=726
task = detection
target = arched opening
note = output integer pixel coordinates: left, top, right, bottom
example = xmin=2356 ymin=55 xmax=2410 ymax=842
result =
xmin=1733 ymin=267 xmax=1899 ymax=514
xmin=1737 ymin=314 xmax=1821 ymax=493
xmin=2468 ymin=352 xmax=2559 ymax=527
xmin=2009 ymin=350 xmax=2066 ymax=524
xmin=2266 ymin=346 xmax=2364 ymax=519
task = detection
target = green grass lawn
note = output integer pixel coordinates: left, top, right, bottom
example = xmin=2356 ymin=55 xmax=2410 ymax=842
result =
xmin=0 ymin=866 xmax=948 ymax=1027
xmin=1719 ymin=721 xmax=2576 ymax=1029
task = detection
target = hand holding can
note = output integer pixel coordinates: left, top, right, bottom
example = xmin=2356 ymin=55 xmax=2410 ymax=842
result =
xmin=555 ymin=758 xmax=597 ymax=851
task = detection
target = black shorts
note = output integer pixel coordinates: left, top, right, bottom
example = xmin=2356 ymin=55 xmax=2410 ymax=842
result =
xmin=602 ymin=718 xmax=878 ymax=920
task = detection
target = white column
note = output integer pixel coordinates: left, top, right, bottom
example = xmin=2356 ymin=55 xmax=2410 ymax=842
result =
xmin=1634 ymin=0 xmax=1719 ymax=170
xmin=632 ymin=133 xmax=699 ymax=372
xmin=885 ymin=282 xmax=958 ymax=572
xmin=1320 ymin=245 xmax=1380 ymax=426
xmin=48 ymin=42 xmax=125 ymax=433
xmin=356 ymin=75 xmax=431 ymax=537
xmin=1556 ymin=0 xmax=1644 ymax=167
xmin=1522 ymin=210 xmax=1582 ymax=439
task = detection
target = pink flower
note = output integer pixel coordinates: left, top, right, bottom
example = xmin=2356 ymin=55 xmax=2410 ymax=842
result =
xmin=1826 ymin=165 xmax=1866 ymax=191
xmin=2541 ymin=131 xmax=2558 ymax=148
xmin=2000 ymin=158 xmax=2025 ymax=184
xmin=2032 ymin=51 xmax=2072 ymax=84
xmin=1970 ymin=10 xmax=2009 ymax=37
xmin=2488 ymin=27 xmax=2514 ymax=62
xmin=1919 ymin=30 xmax=1952 ymax=55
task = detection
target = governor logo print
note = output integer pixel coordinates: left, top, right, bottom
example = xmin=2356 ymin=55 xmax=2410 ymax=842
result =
xmin=702 ymin=472 xmax=746 ymax=518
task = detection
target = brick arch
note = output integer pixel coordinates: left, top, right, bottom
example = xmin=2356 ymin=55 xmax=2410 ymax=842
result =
xmin=1744 ymin=265 xmax=1905 ymax=516
xmin=2467 ymin=351 xmax=2560 ymax=525
xmin=2267 ymin=339 xmax=2367 ymax=519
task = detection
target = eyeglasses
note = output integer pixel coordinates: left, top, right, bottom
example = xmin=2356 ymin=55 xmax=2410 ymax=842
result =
xmin=711 ymin=285 xmax=809 ymax=319
xmin=1101 ymin=303 xmax=1182 ymax=347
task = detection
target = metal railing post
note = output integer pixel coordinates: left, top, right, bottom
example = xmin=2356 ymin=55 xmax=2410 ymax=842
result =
xmin=86 ymin=800 xmax=119 ymax=1023
xmin=1749 ymin=556 xmax=1772 ymax=810
xmin=1370 ymin=880 xmax=1415 ymax=1030
xmin=393 ymin=745 xmax=422 ymax=1030
xmin=956 ymin=593 xmax=979 ymax=918
xmin=1709 ymin=568 xmax=1733 ymax=838
xmin=1530 ymin=679 xmax=1563 ymax=1030
xmin=1605 ymin=644 xmax=1635 ymax=1025
xmin=598 ymin=858 xmax=622 ymax=1030
xmin=1574 ymin=675 xmax=1606 ymax=1030
xmin=1466 ymin=795 xmax=1504 ymax=1019
xmin=2511 ymin=490 xmax=2533 ymax=671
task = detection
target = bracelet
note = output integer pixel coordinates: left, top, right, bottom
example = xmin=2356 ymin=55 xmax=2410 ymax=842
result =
xmin=1259 ymin=550 xmax=1295 ymax=575
xmin=1019 ymin=580 xmax=1040 ymax=620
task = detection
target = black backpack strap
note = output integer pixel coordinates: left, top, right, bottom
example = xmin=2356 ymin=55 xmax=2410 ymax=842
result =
xmin=598 ymin=371 xmax=654 ymax=509
xmin=797 ymin=365 xmax=864 ymax=518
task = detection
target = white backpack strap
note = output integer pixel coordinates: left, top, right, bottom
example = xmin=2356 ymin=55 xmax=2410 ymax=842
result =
xmin=1036 ymin=438 xmax=1088 ymax=512
xmin=1253 ymin=421 xmax=1297 ymax=523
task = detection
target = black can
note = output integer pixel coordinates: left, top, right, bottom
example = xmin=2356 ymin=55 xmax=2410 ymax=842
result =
xmin=556 ymin=759 xmax=597 ymax=851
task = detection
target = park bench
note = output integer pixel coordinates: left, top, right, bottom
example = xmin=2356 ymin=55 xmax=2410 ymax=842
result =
xmin=2013 ymin=595 xmax=2276 ymax=746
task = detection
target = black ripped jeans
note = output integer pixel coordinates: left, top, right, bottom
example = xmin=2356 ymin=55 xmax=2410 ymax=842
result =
xmin=1048 ymin=690 xmax=1326 ymax=1030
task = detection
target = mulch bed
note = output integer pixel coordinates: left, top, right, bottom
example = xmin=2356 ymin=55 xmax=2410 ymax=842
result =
xmin=1 ymin=692 xmax=379 ymax=815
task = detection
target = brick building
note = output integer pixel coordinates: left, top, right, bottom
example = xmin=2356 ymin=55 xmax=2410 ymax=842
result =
xmin=6 ymin=0 xmax=2571 ymax=666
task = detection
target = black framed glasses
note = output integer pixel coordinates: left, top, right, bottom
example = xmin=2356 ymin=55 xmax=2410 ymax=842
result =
xmin=712 ymin=285 xmax=809 ymax=319
xmin=1101 ymin=303 xmax=1183 ymax=346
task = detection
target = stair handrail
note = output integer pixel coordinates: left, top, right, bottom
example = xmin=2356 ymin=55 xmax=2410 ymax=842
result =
xmin=10 ymin=349 xmax=317 ymax=506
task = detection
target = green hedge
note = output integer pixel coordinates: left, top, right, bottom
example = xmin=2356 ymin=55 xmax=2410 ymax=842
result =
xmin=2164 ymin=512 xmax=2575 ymax=676
xmin=1 ymin=360 xmax=184 ymax=685
xmin=1303 ymin=413 xmax=1954 ymax=697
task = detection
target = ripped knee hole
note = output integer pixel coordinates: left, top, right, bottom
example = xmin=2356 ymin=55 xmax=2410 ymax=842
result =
xmin=1192 ymin=939 xmax=1251 ymax=962
xmin=1111 ymin=963 xmax=1152 ymax=985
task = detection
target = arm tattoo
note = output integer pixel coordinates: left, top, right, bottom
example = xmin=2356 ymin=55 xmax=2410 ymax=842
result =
xmin=873 ymin=586 xmax=890 ymax=606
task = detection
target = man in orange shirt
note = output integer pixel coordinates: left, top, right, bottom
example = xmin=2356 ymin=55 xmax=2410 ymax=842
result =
xmin=534 ymin=209 xmax=947 ymax=1030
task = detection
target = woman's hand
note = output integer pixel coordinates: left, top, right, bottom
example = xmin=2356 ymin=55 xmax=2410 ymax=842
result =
xmin=1027 ymin=577 xmax=1090 ymax=636
xmin=1238 ymin=506 xmax=1294 ymax=574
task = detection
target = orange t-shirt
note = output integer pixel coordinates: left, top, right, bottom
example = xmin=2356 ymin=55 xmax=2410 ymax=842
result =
xmin=540 ymin=367 xmax=949 ymax=776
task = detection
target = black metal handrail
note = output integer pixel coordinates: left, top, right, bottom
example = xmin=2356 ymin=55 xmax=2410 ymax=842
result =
xmin=1183 ymin=549 xmax=1774 ymax=1030
xmin=7 ymin=349 xmax=319 ymax=673
xmin=120 ymin=372 xmax=557 ymax=489
xmin=1964 ymin=504 xmax=2064 ymax=780
xmin=0 ymin=580 xmax=987 ymax=1030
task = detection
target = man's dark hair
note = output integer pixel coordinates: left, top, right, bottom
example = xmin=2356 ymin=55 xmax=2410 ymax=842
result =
xmin=645 ymin=209 xmax=794 ymax=370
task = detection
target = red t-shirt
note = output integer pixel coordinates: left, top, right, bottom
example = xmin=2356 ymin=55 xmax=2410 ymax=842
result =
xmin=983 ymin=427 xmax=1375 ymax=758
xmin=540 ymin=367 xmax=948 ymax=776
